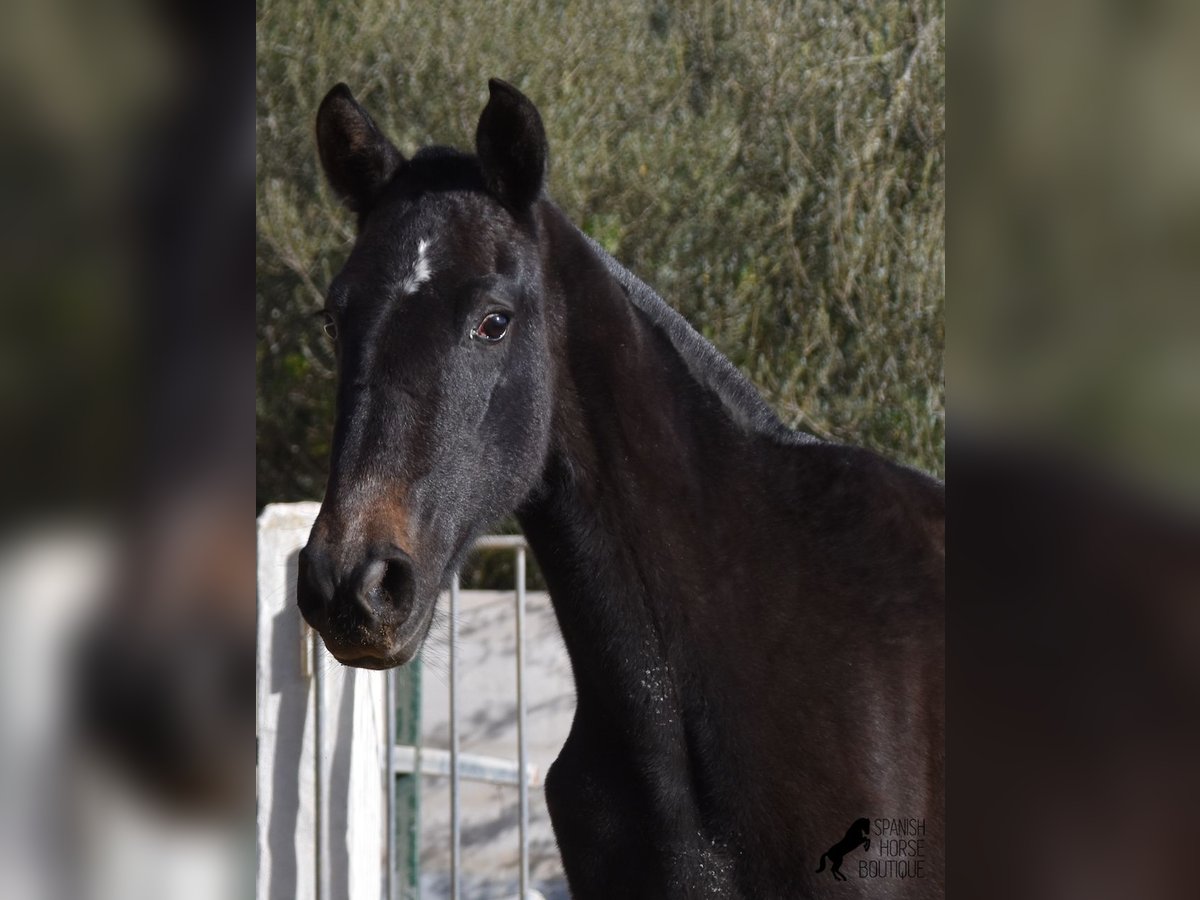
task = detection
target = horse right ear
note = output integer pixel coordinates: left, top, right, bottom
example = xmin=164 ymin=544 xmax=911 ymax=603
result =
xmin=475 ymin=79 xmax=548 ymax=212
xmin=315 ymin=84 xmax=404 ymax=214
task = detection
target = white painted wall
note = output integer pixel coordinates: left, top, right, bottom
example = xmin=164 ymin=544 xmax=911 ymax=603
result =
xmin=256 ymin=502 xmax=388 ymax=900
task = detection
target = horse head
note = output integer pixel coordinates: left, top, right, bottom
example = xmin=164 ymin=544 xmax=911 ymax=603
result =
xmin=297 ymin=80 xmax=556 ymax=668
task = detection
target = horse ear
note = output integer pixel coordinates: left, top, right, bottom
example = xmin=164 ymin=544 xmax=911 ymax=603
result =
xmin=475 ymin=79 xmax=548 ymax=211
xmin=315 ymin=84 xmax=404 ymax=214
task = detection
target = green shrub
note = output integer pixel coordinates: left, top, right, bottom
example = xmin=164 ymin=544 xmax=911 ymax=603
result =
xmin=257 ymin=0 xmax=945 ymax=508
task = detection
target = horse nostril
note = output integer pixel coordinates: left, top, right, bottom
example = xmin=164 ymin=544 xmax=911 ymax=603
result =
xmin=353 ymin=551 xmax=415 ymax=618
xmin=380 ymin=555 xmax=415 ymax=614
xmin=357 ymin=558 xmax=387 ymax=601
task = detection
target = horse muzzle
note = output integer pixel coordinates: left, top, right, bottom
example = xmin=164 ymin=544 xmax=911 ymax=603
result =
xmin=296 ymin=541 xmax=429 ymax=668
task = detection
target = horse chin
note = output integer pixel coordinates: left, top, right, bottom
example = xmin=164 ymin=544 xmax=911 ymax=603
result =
xmin=328 ymin=650 xmax=407 ymax=671
xmin=319 ymin=598 xmax=436 ymax=671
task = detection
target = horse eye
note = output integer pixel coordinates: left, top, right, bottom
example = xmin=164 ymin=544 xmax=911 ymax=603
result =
xmin=473 ymin=311 xmax=511 ymax=342
xmin=321 ymin=312 xmax=337 ymax=340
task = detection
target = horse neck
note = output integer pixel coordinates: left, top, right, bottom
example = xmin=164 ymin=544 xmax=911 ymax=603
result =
xmin=518 ymin=203 xmax=770 ymax=726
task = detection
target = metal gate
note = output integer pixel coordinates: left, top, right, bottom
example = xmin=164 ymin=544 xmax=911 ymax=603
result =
xmin=385 ymin=535 xmax=539 ymax=900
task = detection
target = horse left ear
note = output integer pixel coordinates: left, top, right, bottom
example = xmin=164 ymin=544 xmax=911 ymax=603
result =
xmin=475 ymin=79 xmax=548 ymax=212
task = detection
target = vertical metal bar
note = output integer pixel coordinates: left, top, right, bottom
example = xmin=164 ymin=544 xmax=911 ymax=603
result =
xmin=515 ymin=545 xmax=529 ymax=899
xmin=449 ymin=574 xmax=461 ymax=900
xmin=384 ymin=669 xmax=395 ymax=900
xmin=395 ymin=661 xmax=423 ymax=898
xmin=313 ymin=630 xmax=328 ymax=900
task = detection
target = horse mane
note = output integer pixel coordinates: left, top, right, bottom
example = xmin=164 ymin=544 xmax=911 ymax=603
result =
xmin=573 ymin=226 xmax=819 ymax=445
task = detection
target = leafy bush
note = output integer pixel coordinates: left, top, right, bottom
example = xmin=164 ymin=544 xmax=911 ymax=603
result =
xmin=257 ymin=0 xmax=945 ymax=508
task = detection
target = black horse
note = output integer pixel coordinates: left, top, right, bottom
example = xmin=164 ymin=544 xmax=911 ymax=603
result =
xmin=297 ymin=79 xmax=944 ymax=899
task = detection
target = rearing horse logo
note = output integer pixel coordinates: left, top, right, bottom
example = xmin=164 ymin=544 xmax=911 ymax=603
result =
xmin=815 ymin=817 xmax=871 ymax=881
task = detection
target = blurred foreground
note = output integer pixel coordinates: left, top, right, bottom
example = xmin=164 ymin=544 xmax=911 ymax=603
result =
xmin=953 ymin=0 xmax=1200 ymax=897
xmin=0 ymin=0 xmax=252 ymax=898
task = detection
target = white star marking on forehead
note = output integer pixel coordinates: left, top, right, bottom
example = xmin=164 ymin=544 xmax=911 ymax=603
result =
xmin=400 ymin=239 xmax=433 ymax=295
